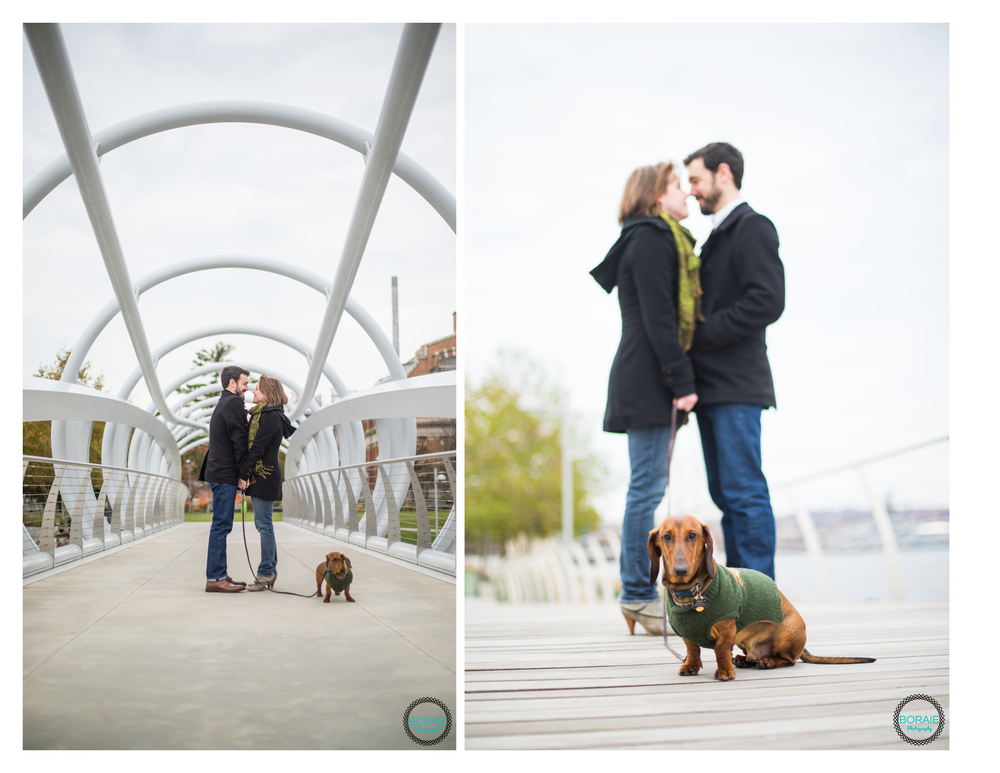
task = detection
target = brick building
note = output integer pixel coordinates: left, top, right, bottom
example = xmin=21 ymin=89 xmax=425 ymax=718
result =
xmin=364 ymin=313 xmax=457 ymax=460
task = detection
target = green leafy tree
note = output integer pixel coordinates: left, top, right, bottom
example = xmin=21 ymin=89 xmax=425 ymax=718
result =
xmin=24 ymin=347 xmax=108 ymax=507
xmin=465 ymin=351 xmax=606 ymax=554
xmin=24 ymin=346 xmax=106 ymax=462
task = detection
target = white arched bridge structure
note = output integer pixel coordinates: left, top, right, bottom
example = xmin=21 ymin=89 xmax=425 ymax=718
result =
xmin=22 ymin=23 xmax=457 ymax=579
xmin=22 ymin=23 xmax=457 ymax=750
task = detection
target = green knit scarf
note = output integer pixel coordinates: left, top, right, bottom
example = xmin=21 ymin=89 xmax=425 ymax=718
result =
xmin=660 ymin=212 xmax=704 ymax=351
xmin=247 ymin=401 xmax=274 ymax=486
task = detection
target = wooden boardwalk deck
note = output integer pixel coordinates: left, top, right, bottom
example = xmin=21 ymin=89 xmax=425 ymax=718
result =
xmin=465 ymin=598 xmax=948 ymax=750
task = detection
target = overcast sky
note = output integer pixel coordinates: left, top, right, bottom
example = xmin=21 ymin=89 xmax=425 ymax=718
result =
xmin=23 ymin=23 xmax=456 ymax=413
xmin=18 ymin=18 xmax=991 ymax=526
xmin=465 ymin=23 xmax=950 ymax=521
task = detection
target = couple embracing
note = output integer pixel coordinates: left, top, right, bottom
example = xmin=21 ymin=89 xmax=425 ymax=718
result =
xmin=199 ymin=366 xmax=297 ymax=593
xmin=591 ymin=142 xmax=785 ymax=635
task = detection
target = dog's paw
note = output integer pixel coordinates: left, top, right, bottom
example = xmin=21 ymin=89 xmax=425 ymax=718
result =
xmin=714 ymin=667 xmax=736 ymax=681
xmin=323 ymin=597 xmax=330 ymax=603
xmin=734 ymin=655 xmax=755 ymax=669
xmin=678 ymin=662 xmax=701 ymax=677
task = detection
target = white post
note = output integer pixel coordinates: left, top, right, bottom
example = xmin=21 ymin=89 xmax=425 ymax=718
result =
xmin=561 ymin=411 xmax=573 ymax=550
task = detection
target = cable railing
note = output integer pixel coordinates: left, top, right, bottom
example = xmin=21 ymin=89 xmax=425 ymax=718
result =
xmin=284 ymin=450 xmax=456 ymax=576
xmin=470 ymin=437 xmax=948 ymax=604
xmin=23 ymin=455 xmax=188 ymax=578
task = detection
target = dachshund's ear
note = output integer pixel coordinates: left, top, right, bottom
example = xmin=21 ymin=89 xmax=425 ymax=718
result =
xmin=647 ymin=529 xmax=662 ymax=586
xmin=702 ymin=522 xmax=716 ymax=579
xmin=344 ymin=556 xmax=352 ymax=568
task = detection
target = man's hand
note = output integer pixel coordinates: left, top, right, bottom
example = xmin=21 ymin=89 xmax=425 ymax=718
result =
xmin=674 ymin=393 xmax=698 ymax=412
xmin=238 ymin=479 xmax=249 ymax=491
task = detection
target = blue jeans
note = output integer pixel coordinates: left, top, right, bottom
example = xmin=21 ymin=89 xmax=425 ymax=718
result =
xmin=251 ymin=497 xmax=277 ymax=577
xmin=206 ymin=481 xmax=238 ymax=582
xmin=696 ymin=403 xmax=776 ymax=579
xmin=620 ymin=425 xmax=673 ymax=603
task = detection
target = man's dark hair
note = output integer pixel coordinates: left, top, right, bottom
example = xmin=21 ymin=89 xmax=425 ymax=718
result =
xmin=684 ymin=142 xmax=745 ymax=190
xmin=220 ymin=365 xmax=249 ymax=390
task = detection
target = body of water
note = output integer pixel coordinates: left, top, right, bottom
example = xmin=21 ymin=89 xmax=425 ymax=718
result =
xmin=772 ymin=547 xmax=948 ymax=603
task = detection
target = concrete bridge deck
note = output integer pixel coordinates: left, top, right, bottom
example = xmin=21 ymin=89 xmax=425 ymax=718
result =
xmin=23 ymin=522 xmax=456 ymax=750
xmin=465 ymin=597 xmax=948 ymax=750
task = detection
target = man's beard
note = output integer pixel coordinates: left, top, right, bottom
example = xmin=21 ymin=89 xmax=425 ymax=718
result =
xmin=698 ymin=184 xmax=721 ymax=215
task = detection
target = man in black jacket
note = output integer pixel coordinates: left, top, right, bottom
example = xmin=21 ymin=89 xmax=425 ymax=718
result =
xmin=684 ymin=143 xmax=784 ymax=579
xmin=199 ymin=365 xmax=251 ymax=592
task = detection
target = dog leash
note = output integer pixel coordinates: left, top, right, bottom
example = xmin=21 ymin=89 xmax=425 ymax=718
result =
xmin=661 ymin=402 xmax=687 ymax=661
xmin=239 ymin=492 xmax=320 ymax=598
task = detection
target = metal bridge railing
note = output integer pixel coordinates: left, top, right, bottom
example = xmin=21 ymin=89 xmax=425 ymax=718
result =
xmin=23 ymin=455 xmax=188 ymax=578
xmin=284 ymin=451 xmax=456 ymax=576
xmin=472 ymin=438 xmax=948 ymax=603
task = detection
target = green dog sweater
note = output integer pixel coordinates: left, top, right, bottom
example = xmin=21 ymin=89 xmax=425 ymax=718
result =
xmin=666 ymin=566 xmax=783 ymax=649
xmin=324 ymin=568 xmax=353 ymax=592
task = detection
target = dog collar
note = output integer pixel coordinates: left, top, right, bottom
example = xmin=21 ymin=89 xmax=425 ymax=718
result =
xmin=669 ymin=582 xmax=708 ymax=612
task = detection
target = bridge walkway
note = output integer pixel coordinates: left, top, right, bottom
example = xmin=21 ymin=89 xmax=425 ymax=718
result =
xmin=23 ymin=522 xmax=456 ymax=750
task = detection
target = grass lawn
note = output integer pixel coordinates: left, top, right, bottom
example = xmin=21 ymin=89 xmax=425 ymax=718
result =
xmin=183 ymin=508 xmax=450 ymax=544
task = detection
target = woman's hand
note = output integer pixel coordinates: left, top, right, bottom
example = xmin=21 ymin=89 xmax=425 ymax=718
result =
xmin=674 ymin=393 xmax=698 ymax=412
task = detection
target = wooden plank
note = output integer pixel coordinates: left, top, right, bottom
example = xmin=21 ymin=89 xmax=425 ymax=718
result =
xmin=467 ymin=677 xmax=951 ymax=712
xmin=465 ymin=599 xmax=948 ymax=750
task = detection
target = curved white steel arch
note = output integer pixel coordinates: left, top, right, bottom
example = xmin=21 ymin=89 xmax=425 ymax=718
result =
xmin=286 ymin=371 xmax=455 ymax=472
xmin=23 ymin=101 xmax=456 ymax=231
xmin=105 ymin=360 xmax=347 ymax=475
xmin=284 ymin=370 xmax=454 ymax=537
xmin=134 ymin=367 xmax=329 ymax=477
xmin=25 ymin=24 xmax=453 ymax=537
xmin=51 ymin=257 xmax=408 ymax=465
xmin=24 ymin=376 xmax=181 ymax=475
xmin=24 ymin=376 xmax=184 ymax=541
xmin=58 ymin=256 xmax=406 ymax=387
xmin=118 ymin=323 xmax=356 ymax=418
xmin=25 ymin=24 xmax=203 ymax=435
xmin=51 ymin=255 xmax=416 ymax=464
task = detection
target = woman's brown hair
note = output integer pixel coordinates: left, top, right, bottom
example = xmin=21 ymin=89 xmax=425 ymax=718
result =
xmin=258 ymin=374 xmax=288 ymax=406
xmin=617 ymin=162 xmax=674 ymax=225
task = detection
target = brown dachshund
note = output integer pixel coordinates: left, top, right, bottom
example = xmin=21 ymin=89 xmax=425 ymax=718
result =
xmin=648 ymin=515 xmax=875 ymax=681
xmin=315 ymin=551 xmax=355 ymax=603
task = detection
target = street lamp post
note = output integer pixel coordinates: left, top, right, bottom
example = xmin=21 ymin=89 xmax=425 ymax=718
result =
xmin=560 ymin=414 xmax=572 ymax=550
xmin=522 ymin=403 xmax=575 ymax=550
xmin=434 ymin=469 xmax=448 ymax=537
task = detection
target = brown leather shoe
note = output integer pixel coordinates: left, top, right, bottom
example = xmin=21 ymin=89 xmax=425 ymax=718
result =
xmin=226 ymin=576 xmax=247 ymax=587
xmin=206 ymin=580 xmax=245 ymax=593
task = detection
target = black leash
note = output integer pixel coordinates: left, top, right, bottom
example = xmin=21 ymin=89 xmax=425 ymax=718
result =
xmin=661 ymin=403 xmax=687 ymax=661
xmin=239 ymin=492 xmax=319 ymax=598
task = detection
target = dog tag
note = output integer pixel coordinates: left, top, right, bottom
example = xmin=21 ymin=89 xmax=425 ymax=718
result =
xmin=693 ymin=594 xmax=706 ymax=612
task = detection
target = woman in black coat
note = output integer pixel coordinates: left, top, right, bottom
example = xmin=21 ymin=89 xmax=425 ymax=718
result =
xmin=590 ymin=162 xmax=699 ymax=635
xmin=242 ymin=374 xmax=296 ymax=591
